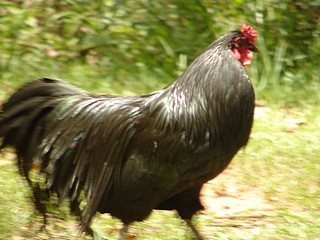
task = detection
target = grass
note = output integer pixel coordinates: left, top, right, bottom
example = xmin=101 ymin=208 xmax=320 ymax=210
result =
xmin=233 ymin=105 xmax=320 ymax=239
xmin=0 ymin=76 xmax=319 ymax=239
xmin=0 ymin=59 xmax=170 ymax=101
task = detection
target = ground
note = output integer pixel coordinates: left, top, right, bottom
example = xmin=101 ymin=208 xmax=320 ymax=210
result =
xmin=1 ymin=152 xmax=274 ymax=240
xmin=202 ymin=168 xmax=274 ymax=229
xmin=0 ymin=105 xmax=319 ymax=239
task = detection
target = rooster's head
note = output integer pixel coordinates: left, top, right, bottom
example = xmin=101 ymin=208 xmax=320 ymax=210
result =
xmin=230 ymin=24 xmax=258 ymax=66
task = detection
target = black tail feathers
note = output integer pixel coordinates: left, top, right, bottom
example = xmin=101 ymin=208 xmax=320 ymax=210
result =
xmin=0 ymin=77 xmax=89 ymax=230
xmin=0 ymin=77 xmax=88 ymax=151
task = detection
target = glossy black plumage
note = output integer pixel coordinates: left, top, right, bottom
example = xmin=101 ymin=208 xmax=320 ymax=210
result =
xmin=0 ymin=30 xmax=255 ymax=237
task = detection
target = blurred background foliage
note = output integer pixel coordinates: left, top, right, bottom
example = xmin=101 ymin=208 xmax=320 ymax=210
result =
xmin=0 ymin=0 xmax=319 ymax=104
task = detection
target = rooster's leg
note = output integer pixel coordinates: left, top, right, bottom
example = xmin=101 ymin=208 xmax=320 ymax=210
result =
xmin=184 ymin=219 xmax=204 ymax=240
xmin=119 ymin=223 xmax=129 ymax=240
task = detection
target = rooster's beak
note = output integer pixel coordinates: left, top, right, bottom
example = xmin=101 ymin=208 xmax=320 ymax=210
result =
xmin=250 ymin=44 xmax=259 ymax=52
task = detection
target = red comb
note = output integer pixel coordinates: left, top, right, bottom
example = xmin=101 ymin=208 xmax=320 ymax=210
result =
xmin=241 ymin=24 xmax=257 ymax=44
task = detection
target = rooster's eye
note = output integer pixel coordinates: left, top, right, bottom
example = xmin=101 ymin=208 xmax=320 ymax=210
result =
xmin=236 ymin=39 xmax=245 ymax=46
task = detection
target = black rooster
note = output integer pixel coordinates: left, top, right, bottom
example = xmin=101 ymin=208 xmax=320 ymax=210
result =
xmin=0 ymin=25 xmax=257 ymax=239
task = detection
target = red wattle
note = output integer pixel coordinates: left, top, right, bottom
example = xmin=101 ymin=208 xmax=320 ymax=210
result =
xmin=232 ymin=48 xmax=253 ymax=66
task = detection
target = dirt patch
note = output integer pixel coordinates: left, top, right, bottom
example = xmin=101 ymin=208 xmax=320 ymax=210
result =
xmin=201 ymin=168 xmax=274 ymax=219
xmin=0 ymin=151 xmax=16 ymax=166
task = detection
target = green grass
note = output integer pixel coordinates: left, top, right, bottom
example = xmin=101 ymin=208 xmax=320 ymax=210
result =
xmin=0 ymin=154 xmax=33 ymax=239
xmin=0 ymin=59 xmax=170 ymax=101
xmin=233 ymin=105 xmax=320 ymax=239
xmin=0 ymin=98 xmax=319 ymax=239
